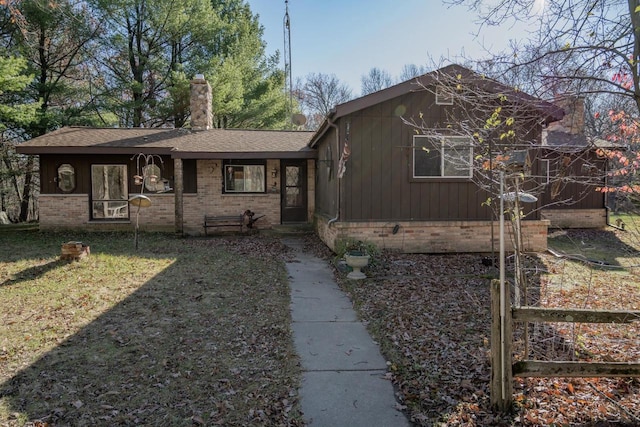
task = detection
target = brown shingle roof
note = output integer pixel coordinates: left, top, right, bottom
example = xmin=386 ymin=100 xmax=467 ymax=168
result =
xmin=16 ymin=126 xmax=316 ymax=159
xmin=171 ymin=129 xmax=316 ymax=158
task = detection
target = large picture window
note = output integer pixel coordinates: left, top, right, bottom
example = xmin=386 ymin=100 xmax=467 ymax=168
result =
xmin=224 ymin=162 xmax=265 ymax=193
xmin=413 ymin=135 xmax=472 ymax=178
xmin=91 ymin=165 xmax=129 ymax=219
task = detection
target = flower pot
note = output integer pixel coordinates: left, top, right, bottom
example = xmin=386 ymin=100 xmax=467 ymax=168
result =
xmin=344 ymin=252 xmax=370 ymax=279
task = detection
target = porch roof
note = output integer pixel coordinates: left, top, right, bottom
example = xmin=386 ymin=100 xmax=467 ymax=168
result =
xmin=16 ymin=126 xmax=317 ymax=159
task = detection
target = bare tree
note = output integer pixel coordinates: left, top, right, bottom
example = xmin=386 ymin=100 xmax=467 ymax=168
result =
xmin=402 ymin=66 xmax=605 ymax=307
xmin=360 ymin=67 xmax=394 ymax=95
xmin=448 ymin=1 xmax=640 ymax=113
xmin=446 ymin=0 xmax=640 ymax=223
xmin=399 ymin=63 xmax=429 ymax=82
xmin=296 ymin=73 xmax=353 ymax=130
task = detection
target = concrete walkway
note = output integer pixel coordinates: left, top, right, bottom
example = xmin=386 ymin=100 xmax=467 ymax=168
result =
xmin=283 ymin=238 xmax=410 ymax=427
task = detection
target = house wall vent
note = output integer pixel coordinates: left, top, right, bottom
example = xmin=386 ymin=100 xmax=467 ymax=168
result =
xmin=435 ymin=85 xmax=454 ymax=105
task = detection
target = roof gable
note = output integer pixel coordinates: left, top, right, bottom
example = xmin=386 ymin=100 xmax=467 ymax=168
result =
xmin=310 ymin=64 xmax=563 ymax=147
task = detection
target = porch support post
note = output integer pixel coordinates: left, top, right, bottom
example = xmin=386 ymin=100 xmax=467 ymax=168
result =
xmin=174 ymin=158 xmax=184 ymax=235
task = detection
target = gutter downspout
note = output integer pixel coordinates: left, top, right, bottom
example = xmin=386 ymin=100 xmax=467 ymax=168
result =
xmin=327 ymin=116 xmax=340 ymax=226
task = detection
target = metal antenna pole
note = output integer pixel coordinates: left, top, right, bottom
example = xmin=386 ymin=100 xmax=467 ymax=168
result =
xmin=283 ymin=0 xmax=293 ymax=126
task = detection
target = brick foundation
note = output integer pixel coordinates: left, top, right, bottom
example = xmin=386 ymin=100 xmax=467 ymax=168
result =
xmin=38 ymin=194 xmax=176 ymax=232
xmin=541 ymin=209 xmax=606 ymax=229
xmin=315 ymin=214 xmax=549 ymax=254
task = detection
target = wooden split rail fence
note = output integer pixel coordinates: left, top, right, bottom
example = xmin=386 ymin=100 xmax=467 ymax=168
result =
xmin=490 ymin=279 xmax=640 ymax=410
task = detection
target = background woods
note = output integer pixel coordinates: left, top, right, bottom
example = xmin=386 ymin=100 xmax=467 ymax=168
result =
xmin=0 ymin=0 xmax=290 ymax=222
xmin=5 ymin=0 xmax=640 ymax=224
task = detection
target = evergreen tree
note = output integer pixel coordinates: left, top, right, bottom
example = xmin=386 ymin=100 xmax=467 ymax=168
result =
xmin=8 ymin=0 xmax=102 ymax=134
xmin=88 ymin=0 xmax=289 ymax=129
xmin=0 ymin=55 xmax=39 ymax=221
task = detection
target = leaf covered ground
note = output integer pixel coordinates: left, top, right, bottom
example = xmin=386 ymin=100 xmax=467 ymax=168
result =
xmin=0 ymin=231 xmax=301 ymax=426
xmin=305 ymin=228 xmax=640 ymax=426
xmin=3 ymin=228 xmax=640 ymax=426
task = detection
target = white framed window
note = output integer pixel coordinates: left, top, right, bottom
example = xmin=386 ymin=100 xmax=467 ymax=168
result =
xmin=540 ymin=159 xmax=550 ymax=184
xmin=91 ymin=164 xmax=129 ymax=219
xmin=224 ymin=162 xmax=265 ymax=193
xmin=413 ymin=135 xmax=473 ymax=178
xmin=435 ymin=85 xmax=453 ymax=105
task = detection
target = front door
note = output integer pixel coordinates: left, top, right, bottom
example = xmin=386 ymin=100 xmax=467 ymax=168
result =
xmin=281 ymin=160 xmax=307 ymax=223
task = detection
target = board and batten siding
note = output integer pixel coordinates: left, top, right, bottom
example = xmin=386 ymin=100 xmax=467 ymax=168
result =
xmin=315 ymin=126 xmax=338 ymax=217
xmin=539 ymin=150 xmax=606 ymax=210
xmin=538 ymin=149 xmax=607 ymax=228
xmin=322 ymin=90 xmax=495 ymax=222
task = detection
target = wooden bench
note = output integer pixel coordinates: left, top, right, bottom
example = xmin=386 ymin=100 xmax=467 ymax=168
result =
xmin=203 ymin=214 xmax=244 ymax=235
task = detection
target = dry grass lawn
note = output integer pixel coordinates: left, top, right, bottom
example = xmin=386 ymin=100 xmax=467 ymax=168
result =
xmin=0 ymin=230 xmax=302 ymax=426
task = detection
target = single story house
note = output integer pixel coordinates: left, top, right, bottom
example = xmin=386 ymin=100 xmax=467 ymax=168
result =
xmin=17 ymin=66 xmax=608 ymax=253
xmin=16 ymin=77 xmax=316 ymax=235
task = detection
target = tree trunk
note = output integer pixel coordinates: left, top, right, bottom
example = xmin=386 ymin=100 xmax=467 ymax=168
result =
xmin=2 ymin=148 xmax=22 ymax=213
xmin=127 ymin=4 xmax=146 ymax=128
xmin=19 ymin=156 xmax=34 ymax=222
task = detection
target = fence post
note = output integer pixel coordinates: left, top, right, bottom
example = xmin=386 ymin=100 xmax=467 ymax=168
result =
xmin=490 ymin=279 xmax=513 ymax=411
xmin=504 ymin=279 xmax=513 ymax=406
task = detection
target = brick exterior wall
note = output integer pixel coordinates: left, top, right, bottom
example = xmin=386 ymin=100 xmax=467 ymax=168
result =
xmin=182 ymin=159 xmax=314 ymax=235
xmin=136 ymin=194 xmax=175 ymax=231
xmin=315 ymin=214 xmax=549 ymax=254
xmin=39 ymin=195 xmax=90 ymax=230
xmin=541 ymin=208 xmax=606 ymax=229
xmin=38 ymin=159 xmax=314 ymax=235
xmin=38 ymin=194 xmax=174 ymax=232
xmin=183 ymin=159 xmax=282 ymax=235
xmin=306 ymin=159 xmax=315 ymax=221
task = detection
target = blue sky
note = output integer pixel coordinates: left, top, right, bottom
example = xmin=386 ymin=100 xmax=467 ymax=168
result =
xmin=246 ymin=0 xmax=541 ymax=95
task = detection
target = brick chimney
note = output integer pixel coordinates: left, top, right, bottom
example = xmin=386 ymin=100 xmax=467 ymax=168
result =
xmin=553 ymin=96 xmax=585 ymax=135
xmin=190 ymin=74 xmax=212 ymax=130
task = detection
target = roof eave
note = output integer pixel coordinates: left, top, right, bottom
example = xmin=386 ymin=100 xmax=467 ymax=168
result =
xmin=173 ymin=150 xmax=317 ymax=159
xmin=15 ymin=146 xmax=176 ymax=156
xmin=309 ymin=111 xmax=336 ymax=148
xmin=16 ymin=145 xmax=317 ymax=159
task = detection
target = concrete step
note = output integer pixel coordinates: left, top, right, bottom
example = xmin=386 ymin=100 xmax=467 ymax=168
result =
xmin=264 ymin=223 xmax=314 ymax=236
